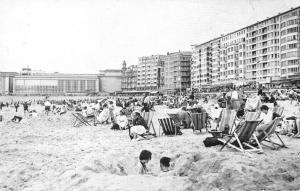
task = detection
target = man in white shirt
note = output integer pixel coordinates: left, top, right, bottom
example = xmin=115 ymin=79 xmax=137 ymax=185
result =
xmin=256 ymin=105 xmax=273 ymax=131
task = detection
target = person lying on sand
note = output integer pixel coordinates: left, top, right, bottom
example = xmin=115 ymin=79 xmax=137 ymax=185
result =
xmin=138 ymin=150 xmax=152 ymax=175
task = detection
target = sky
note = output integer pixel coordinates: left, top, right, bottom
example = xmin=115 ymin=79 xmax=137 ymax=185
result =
xmin=0 ymin=0 xmax=299 ymax=73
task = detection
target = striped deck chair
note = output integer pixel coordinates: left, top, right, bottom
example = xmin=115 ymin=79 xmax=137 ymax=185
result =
xmin=191 ymin=112 xmax=209 ymax=133
xmin=219 ymin=120 xmax=263 ymax=154
xmin=273 ymin=106 xmax=284 ymax=116
xmin=294 ymin=119 xmax=300 ymax=138
xmin=218 ymin=109 xmax=237 ymax=134
xmin=158 ymin=118 xmax=182 ymax=136
xmin=256 ymin=117 xmax=286 ymax=149
xmin=245 ymin=111 xmax=261 ymax=121
xmin=72 ymin=113 xmax=92 ymax=127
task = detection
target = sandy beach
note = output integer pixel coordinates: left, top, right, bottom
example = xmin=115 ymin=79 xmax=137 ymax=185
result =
xmin=1 ymin=101 xmax=300 ymax=191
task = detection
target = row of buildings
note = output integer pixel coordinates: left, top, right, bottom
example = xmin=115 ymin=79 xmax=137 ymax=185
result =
xmin=122 ymin=6 xmax=300 ymax=93
xmin=121 ymin=51 xmax=192 ymax=94
xmin=0 ymin=68 xmax=122 ymax=95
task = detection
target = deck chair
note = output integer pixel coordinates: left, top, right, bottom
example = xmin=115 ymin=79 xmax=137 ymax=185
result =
xmin=256 ymin=117 xmax=286 ymax=149
xmin=245 ymin=111 xmax=261 ymax=121
xmin=294 ymin=119 xmax=300 ymax=138
xmin=209 ymin=109 xmax=237 ymax=138
xmin=273 ymin=107 xmax=284 ymax=116
xmin=219 ymin=120 xmax=263 ymax=154
xmin=158 ymin=118 xmax=182 ymax=136
xmin=191 ymin=112 xmax=209 ymax=133
xmin=72 ymin=113 xmax=92 ymax=127
xmin=143 ymin=110 xmax=156 ymax=136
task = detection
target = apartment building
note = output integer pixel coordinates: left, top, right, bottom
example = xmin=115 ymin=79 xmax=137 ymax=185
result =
xmin=121 ymin=61 xmax=137 ymax=91
xmin=136 ymin=55 xmax=164 ymax=91
xmin=161 ymin=51 xmax=192 ymax=93
xmin=191 ymin=6 xmax=300 ymax=88
xmin=220 ymin=28 xmax=247 ymax=85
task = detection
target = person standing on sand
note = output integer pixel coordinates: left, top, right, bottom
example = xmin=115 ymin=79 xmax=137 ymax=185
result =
xmin=23 ymin=102 xmax=29 ymax=114
xmin=14 ymin=102 xmax=19 ymax=112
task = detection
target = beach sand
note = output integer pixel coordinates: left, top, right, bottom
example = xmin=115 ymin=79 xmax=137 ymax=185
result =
xmin=0 ymin=101 xmax=300 ymax=191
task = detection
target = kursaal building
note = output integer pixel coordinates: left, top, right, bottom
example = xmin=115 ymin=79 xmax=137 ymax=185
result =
xmin=0 ymin=67 xmax=122 ymax=95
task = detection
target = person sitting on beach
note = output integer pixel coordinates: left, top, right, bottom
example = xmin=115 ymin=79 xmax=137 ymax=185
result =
xmin=256 ymin=105 xmax=273 ymax=132
xmin=138 ymin=150 xmax=152 ymax=175
xmin=177 ymin=106 xmax=191 ymax=129
xmin=97 ymin=103 xmax=111 ymax=124
xmin=160 ymin=157 xmax=171 ymax=172
xmin=44 ymin=100 xmax=51 ymax=115
xmin=115 ymin=110 xmax=128 ymax=130
xmin=129 ymin=111 xmax=150 ymax=140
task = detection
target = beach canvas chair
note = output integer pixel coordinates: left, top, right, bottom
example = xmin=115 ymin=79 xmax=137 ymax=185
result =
xmin=219 ymin=120 xmax=263 ymax=154
xmin=273 ymin=106 xmax=284 ymax=116
xmin=256 ymin=117 xmax=287 ymax=149
xmin=245 ymin=111 xmax=261 ymax=121
xmin=158 ymin=118 xmax=182 ymax=136
xmin=191 ymin=112 xmax=209 ymax=133
xmin=143 ymin=110 xmax=156 ymax=136
xmin=218 ymin=109 xmax=237 ymax=133
xmin=72 ymin=112 xmax=92 ymax=127
xmin=294 ymin=119 xmax=300 ymax=138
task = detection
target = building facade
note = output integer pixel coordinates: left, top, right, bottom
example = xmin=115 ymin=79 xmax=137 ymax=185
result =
xmin=121 ymin=61 xmax=137 ymax=91
xmin=161 ymin=51 xmax=192 ymax=93
xmin=0 ymin=72 xmax=17 ymax=95
xmin=137 ymin=55 xmax=164 ymax=91
xmin=99 ymin=69 xmax=122 ymax=93
xmin=191 ymin=6 xmax=300 ymax=89
xmin=13 ymin=72 xmax=100 ymax=95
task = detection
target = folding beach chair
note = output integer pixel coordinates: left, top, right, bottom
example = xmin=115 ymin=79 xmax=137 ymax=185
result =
xmin=158 ymin=118 xmax=182 ymax=136
xmin=143 ymin=110 xmax=156 ymax=136
xmin=209 ymin=109 xmax=237 ymax=137
xmin=256 ymin=117 xmax=287 ymax=149
xmin=72 ymin=112 xmax=92 ymax=127
xmin=245 ymin=111 xmax=261 ymax=121
xmin=219 ymin=120 xmax=263 ymax=154
xmin=294 ymin=119 xmax=300 ymax=138
xmin=273 ymin=106 xmax=284 ymax=116
xmin=191 ymin=112 xmax=209 ymax=133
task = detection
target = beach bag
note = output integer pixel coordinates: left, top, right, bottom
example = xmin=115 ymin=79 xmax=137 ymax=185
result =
xmin=203 ymin=137 xmax=223 ymax=147
xmin=111 ymin=123 xmax=120 ymax=130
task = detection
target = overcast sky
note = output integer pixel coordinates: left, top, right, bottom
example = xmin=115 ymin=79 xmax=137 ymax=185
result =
xmin=0 ymin=0 xmax=299 ymax=73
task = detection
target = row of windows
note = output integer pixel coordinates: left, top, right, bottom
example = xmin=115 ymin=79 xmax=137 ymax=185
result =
xmin=281 ymin=27 xmax=300 ymax=36
xmin=281 ymin=34 xmax=299 ymax=43
xmin=282 ymin=67 xmax=300 ymax=74
xmin=281 ymin=18 xmax=300 ymax=28
xmin=281 ymin=43 xmax=300 ymax=51
xmin=281 ymin=59 xmax=300 ymax=67
xmin=281 ymin=51 xmax=300 ymax=59
xmin=280 ymin=10 xmax=300 ymax=21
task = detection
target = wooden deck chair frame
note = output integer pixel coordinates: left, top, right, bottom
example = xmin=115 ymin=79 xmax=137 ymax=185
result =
xmin=72 ymin=113 xmax=91 ymax=127
xmin=219 ymin=120 xmax=263 ymax=154
xmin=158 ymin=118 xmax=178 ymax=136
xmin=257 ymin=117 xmax=287 ymax=149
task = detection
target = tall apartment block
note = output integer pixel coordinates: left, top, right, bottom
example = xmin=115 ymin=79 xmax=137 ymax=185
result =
xmin=161 ymin=51 xmax=192 ymax=93
xmin=136 ymin=55 xmax=164 ymax=91
xmin=191 ymin=6 xmax=300 ymax=89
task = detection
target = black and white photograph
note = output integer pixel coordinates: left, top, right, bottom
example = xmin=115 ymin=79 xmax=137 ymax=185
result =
xmin=1 ymin=0 xmax=300 ymax=190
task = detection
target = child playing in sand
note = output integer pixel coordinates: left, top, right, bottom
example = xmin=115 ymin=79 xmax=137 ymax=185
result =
xmin=138 ymin=150 xmax=152 ymax=175
xmin=160 ymin=157 xmax=171 ymax=172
